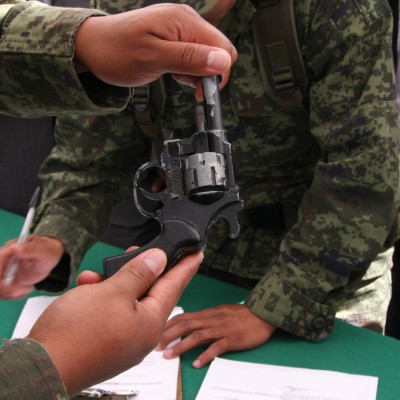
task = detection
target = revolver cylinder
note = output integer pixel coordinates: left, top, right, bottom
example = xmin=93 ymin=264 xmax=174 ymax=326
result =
xmin=185 ymin=152 xmax=226 ymax=192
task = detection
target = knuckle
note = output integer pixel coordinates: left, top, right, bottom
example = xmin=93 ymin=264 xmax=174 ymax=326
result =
xmin=179 ymin=318 xmax=193 ymax=331
xmin=191 ymin=329 xmax=206 ymax=342
xmin=124 ymin=263 xmax=152 ymax=288
xmin=211 ymin=339 xmax=230 ymax=355
xmin=216 ymin=337 xmax=227 ymax=350
xmin=222 ymin=336 xmax=235 ymax=350
xmin=174 ymin=3 xmax=196 ymax=15
xmin=180 ymin=44 xmax=200 ymax=67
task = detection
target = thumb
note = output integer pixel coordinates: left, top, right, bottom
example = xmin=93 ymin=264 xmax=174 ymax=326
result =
xmin=106 ymin=248 xmax=167 ymax=298
xmin=76 ymin=270 xmax=103 ymax=286
xmin=160 ymin=43 xmax=232 ymax=77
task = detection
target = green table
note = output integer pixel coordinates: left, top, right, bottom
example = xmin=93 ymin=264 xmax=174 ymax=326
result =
xmin=1 ymin=209 xmax=400 ymax=399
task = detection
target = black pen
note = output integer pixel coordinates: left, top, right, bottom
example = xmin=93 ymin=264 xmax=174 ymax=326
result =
xmin=3 ymin=187 xmax=41 ymax=286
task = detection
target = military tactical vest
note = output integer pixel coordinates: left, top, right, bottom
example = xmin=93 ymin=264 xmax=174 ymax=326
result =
xmin=132 ymin=0 xmax=309 ymax=160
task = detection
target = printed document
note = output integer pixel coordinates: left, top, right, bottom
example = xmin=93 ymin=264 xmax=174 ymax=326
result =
xmin=196 ymin=357 xmax=378 ymax=400
xmin=13 ymin=296 xmax=181 ymax=400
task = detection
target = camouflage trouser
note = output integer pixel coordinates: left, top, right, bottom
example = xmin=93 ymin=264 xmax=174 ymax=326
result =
xmin=336 ymin=247 xmax=394 ymax=334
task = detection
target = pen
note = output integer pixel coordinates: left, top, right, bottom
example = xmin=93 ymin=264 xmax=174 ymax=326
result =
xmin=3 ymin=187 xmax=41 ymax=286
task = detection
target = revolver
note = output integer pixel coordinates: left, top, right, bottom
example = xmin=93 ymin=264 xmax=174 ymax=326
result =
xmin=103 ymin=76 xmax=243 ymax=278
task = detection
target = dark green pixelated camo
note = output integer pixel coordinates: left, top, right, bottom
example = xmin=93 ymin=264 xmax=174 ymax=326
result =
xmin=0 ymin=1 xmax=128 ymax=117
xmin=34 ymin=0 xmax=399 ymax=340
xmin=90 ymin=0 xmax=217 ymax=14
xmin=35 ymin=108 xmax=151 ymax=279
xmin=0 ymin=339 xmax=68 ymax=399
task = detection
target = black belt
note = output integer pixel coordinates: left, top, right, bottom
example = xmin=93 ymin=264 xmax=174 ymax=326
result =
xmin=241 ymin=204 xmax=287 ymax=231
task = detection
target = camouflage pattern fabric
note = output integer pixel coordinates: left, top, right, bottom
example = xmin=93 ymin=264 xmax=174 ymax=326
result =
xmin=0 ymin=339 xmax=68 ymax=399
xmin=0 ymin=1 xmax=130 ymax=117
xmin=335 ymin=247 xmax=393 ymax=333
xmin=91 ymin=0 xmax=218 ymax=14
xmin=34 ymin=0 xmax=399 ymax=341
xmin=0 ymin=0 xmax=24 ymax=4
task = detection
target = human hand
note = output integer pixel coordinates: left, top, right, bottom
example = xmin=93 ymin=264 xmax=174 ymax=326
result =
xmin=28 ymin=248 xmax=203 ymax=396
xmin=75 ymin=4 xmax=237 ymax=93
xmin=156 ymin=304 xmax=277 ymax=368
xmin=0 ymin=236 xmax=64 ymax=300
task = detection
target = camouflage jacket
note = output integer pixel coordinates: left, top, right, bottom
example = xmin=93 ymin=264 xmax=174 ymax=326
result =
xmin=0 ymin=1 xmax=130 ymax=117
xmin=34 ymin=0 xmax=399 ymax=341
xmin=0 ymin=339 xmax=68 ymax=399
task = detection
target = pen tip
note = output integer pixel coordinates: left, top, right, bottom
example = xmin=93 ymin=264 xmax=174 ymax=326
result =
xmin=29 ymin=187 xmax=41 ymax=208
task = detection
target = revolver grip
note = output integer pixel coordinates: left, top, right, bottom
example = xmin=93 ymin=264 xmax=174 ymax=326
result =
xmin=103 ymin=219 xmax=203 ymax=278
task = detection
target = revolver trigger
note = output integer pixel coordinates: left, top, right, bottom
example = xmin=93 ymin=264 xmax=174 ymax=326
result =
xmin=134 ymin=186 xmax=165 ymax=219
xmin=139 ymin=187 xmax=164 ymax=202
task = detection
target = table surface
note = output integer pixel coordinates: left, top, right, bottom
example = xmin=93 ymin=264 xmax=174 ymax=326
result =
xmin=1 ymin=209 xmax=400 ymax=399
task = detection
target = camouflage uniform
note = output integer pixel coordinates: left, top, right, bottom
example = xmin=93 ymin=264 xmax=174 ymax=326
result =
xmin=34 ymin=0 xmax=399 ymax=341
xmin=0 ymin=1 xmax=130 ymax=117
xmin=0 ymin=2 xmax=131 ymax=398
xmin=0 ymin=339 xmax=67 ymax=399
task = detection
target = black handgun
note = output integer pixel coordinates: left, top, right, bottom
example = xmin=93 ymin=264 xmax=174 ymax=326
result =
xmin=103 ymin=76 xmax=243 ymax=278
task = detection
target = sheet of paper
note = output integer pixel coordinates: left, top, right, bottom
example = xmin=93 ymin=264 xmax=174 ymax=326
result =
xmin=13 ymin=296 xmax=181 ymax=400
xmin=196 ymin=357 xmax=378 ymax=400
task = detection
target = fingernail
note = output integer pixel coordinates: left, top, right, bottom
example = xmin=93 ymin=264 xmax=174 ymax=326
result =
xmin=192 ymin=359 xmax=201 ymax=368
xmin=207 ymin=50 xmax=228 ymax=70
xmin=143 ymin=249 xmax=166 ymax=274
xmin=163 ymin=349 xmax=174 ymax=359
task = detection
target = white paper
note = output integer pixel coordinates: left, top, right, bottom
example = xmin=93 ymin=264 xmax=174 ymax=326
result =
xmin=196 ymin=357 xmax=378 ymax=400
xmin=13 ymin=296 xmax=181 ymax=400
xmin=12 ymin=295 xmax=58 ymax=338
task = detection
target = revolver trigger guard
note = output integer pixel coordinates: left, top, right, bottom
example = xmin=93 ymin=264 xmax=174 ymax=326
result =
xmin=133 ymin=160 xmax=164 ymax=219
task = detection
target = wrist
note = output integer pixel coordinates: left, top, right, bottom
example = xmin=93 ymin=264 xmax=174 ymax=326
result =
xmin=75 ymin=14 xmax=106 ymax=75
xmin=40 ymin=236 xmax=65 ymax=259
xmin=74 ymin=15 xmax=106 ymax=75
xmin=74 ymin=16 xmax=93 ymax=73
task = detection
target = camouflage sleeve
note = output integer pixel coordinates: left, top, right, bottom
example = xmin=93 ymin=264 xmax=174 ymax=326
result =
xmin=0 ymin=1 xmax=130 ymax=117
xmin=0 ymin=339 xmax=68 ymax=399
xmin=90 ymin=0 xmax=217 ymax=15
xmin=246 ymin=0 xmax=399 ymax=340
xmin=33 ymin=106 xmax=150 ymax=292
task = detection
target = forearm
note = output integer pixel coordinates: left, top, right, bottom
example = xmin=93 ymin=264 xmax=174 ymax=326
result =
xmin=0 ymin=339 xmax=68 ymax=399
xmin=32 ymin=110 xmax=150 ymax=291
xmin=0 ymin=1 xmax=130 ymax=117
xmin=252 ymin=122 xmax=398 ymax=339
xmin=247 ymin=1 xmax=399 ymax=341
xmin=33 ymin=207 xmax=100 ymax=292
xmin=33 ymin=190 xmax=114 ymax=292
